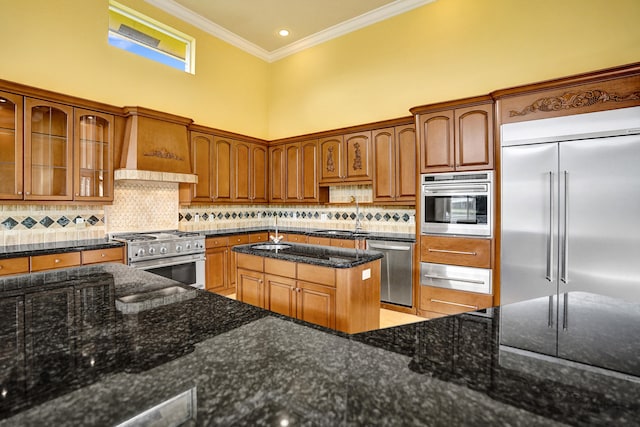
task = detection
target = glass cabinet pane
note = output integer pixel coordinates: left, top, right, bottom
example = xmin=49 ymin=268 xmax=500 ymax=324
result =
xmin=76 ymin=111 xmax=112 ymax=200
xmin=26 ymin=100 xmax=72 ymax=199
xmin=0 ymin=93 xmax=23 ymax=198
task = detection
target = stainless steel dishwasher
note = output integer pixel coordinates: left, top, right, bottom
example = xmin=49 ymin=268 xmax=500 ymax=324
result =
xmin=367 ymin=240 xmax=414 ymax=307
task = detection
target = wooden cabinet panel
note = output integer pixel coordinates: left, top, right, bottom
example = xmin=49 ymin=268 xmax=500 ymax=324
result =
xmin=212 ymin=137 xmax=233 ymax=202
xmin=268 ymin=145 xmax=286 ymax=202
xmin=205 ymin=246 xmax=229 ymax=293
xmin=330 ymin=239 xmax=357 ymax=249
xmin=373 ymin=124 xmax=416 ymax=203
xmin=189 ymin=132 xmax=213 ymax=202
xmin=343 ymin=131 xmax=372 ymax=181
xmin=236 ymin=253 xmax=263 ymax=271
xmin=74 ymin=109 xmax=114 ymax=202
xmin=0 ymin=257 xmax=29 ymax=276
xmin=419 ymin=286 xmax=493 ymax=315
xmin=30 ymin=252 xmax=81 ymax=272
xmin=0 ymin=91 xmax=24 ymax=200
xmin=24 ymin=98 xmax=74 ymax=200
xmin=251 ymin=144 xmax=268 ymax=202
xmin=455 ymin=104 xmax=494 ymax=171
xmin=420 ymin=236 xmax=491 ymax=268
xmin=81 ymin=247 xmax=124 ymax=265
xmin=419 ymin=111 xmax=455 ymax=173
xmin=416 ymin=100 xmax=493 ymax=173
xmin=285 ymin=233 xmax=308 ymax=244
xmin=300 ymin=140 xmax=319 ymax=202
xmin=206 ymin=236 xmax=229 ymax=248
xmin=319 ymin=136 xmax=342 ymax=183
xmin=233 ymin=141 xmax=251 ymax=202
xmin=229 ymin=234 xmax=251 ymax=246
xmin=249 ymin=232 xmax=269 ymax=243
xmin=266 ymin=274 xmax=296 ymax=317
xmin=285 ymin=143 xmax=300 ymax=201
xmin=308 ymin=236 xmax=331 ymax=246
xmin=237 ymin=268 xmax=264 ymax=308
xmin=265 ymin=258 xmax=296 ymax=277
xmin=297 ymin=263 xmax=335 ymax=287
xmin=296 ymin=281 xmax=336 ymax=329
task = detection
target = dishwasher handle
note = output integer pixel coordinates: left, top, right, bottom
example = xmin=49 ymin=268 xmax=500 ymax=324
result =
xmin=368 ymin=243 xmax=411 ymax=251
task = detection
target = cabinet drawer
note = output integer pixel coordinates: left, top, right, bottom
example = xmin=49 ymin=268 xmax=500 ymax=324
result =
xmin=265 ymin=257 xmax=296 ymax=278
xmin=330 ymin=239 xmax=356 ymax=249
xmin=308 ymin=236 xmax=331 ymax=246
xmin=31 ymin=252 xmax=81 ymax=272
xmin=249 ymin=232 xmax=269 ymax=243
xmin=236 ymin=253 xmax=263 ymax=271
xmin=286 ymin=233 xmax=308 ymax=243
xmin=82 ymin=247 xmax=124 ymax=265
xmin=229 ymin=234 xmax=251 ymax=246
xmin=420 ymin=285 xmax=493 ymax=315
xmin=420 ymin=236 xmax=491 ymax=268
xmin=297 ymin=263 xmax=335 ymax=287
xmin=0 ymin=257 xmax=29 ymax=276
xmin=206 ymin=237 xmax=229 ymax=248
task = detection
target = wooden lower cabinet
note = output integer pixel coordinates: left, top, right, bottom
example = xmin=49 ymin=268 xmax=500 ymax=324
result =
xmin=81 ymin=247 xmax=124 ymax=265
xmin=237 ymin=268 xmax=265 ymax=308
xmin=205 ymin=246 xmax=229 ymax=293
xmin=0 ymin=257 xmax=29 ymax=276
xmin=237 ymin=252 xmax=379 ymax=333
xmin=30 ymin=252 xmax=81 ymax=272
xmin=418 ymin=285 xmax=493 ymax=318
xmin=420 ymin=235 xmax=491 ymax=268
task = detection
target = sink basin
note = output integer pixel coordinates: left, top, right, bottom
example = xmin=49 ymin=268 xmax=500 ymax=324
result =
xmin=313 ymin=230 xmax=369 ymax=236
xmin=252 ymin=244 xmax=292 ymax=250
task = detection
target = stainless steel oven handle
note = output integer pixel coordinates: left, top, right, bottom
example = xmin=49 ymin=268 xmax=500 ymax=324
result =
xmin=546 ymin=171 xmax=554 ymax=282
xmin=368 ymin=244 xmax=411 ymax=251
xmin=130 ymin=253 xmax=205 ymax=270
xmin=423 ymin=184 xmax=488 ymax=193
xmin=423 ymin=274 xmax=485 ymax=285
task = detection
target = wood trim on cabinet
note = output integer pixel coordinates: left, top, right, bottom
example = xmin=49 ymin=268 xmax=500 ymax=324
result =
xmin=297 ymin=263 xmax=336 ymax=287
xmin=420 ymin=236 xmax=491 ymax=268
xmin=30 ymin=252 xmax=81 ymax=272
xmin=0 ymin=257 xmax=29 ymax=276
xmin=81 ymin=247 xmax=124 ymax=265
xmin=419 ymin=285 xmax=493 ymax=316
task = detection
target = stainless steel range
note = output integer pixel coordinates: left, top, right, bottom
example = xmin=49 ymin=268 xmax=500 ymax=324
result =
xmin=112 ymin=230 xmax=206 ymax=289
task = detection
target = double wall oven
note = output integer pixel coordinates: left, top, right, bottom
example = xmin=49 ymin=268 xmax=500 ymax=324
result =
xmin=112 ymin=231 xmax=206 ymax=289
xmin=420 ymin=171 xmax=493 ymax=295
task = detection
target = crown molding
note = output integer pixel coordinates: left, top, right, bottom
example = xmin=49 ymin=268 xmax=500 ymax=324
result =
xmin=146 ymin=0 xmax=436 ymax=63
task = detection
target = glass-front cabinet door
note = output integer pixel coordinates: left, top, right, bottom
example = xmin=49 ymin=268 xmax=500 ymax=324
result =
xmin=74 ymin=109 xmax=113 ymax=201
xmin=24 ymin=98 xmax=74 ymax=200
xmin=0 ymin=92 xmax=24 ymax=200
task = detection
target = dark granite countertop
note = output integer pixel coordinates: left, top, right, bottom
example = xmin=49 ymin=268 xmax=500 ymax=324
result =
xmin=0 ymin=264 xmax=638 ymax=426
xmin=232 ymin=242 xmax=384 ymax=268
xmin=0 ymin=238 xmax=124 ymax=260
xmin=200 ymin=226 xmax=416 ymax=243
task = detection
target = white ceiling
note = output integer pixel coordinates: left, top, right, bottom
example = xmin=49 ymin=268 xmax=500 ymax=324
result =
xmin=145 ymin=0 xmax=436 ymax=62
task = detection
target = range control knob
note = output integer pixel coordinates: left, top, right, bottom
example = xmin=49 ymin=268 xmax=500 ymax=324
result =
xmin=160 ymin=246 xmax=168 ymax=255
xmin=137 ymin=248 xmax=145 ymax=257
xmin=176 ymin=245 xmax=182 ymax=253
xmin=148 ymin=247 xmax=156 ymax=255
xmin=185 ymin=242 xmax=191 ymax=250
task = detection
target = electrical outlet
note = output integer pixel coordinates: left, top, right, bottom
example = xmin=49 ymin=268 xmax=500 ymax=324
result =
xmin=321 ymin=213 xmax=328 ymax=221
xmin=362 ymin=268 xmax=371 ymax=280
xmin=75 ymin=217 xmax=85 ymax=228
xmin=194 ymin=213 xmax=200 ymax=222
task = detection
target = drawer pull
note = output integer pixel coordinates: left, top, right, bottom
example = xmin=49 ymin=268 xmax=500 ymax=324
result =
xmin=428 ymin=248 xmax=477 ymax=256
xmin=430 ymin=299 xmax=478 ymax=310
xmin=423 ymin=274 xmax=485 ymax=285
xmin=54 ymin=259 xmax=61 ymax=263
xmin=101 ymin=253 xmax=106 ymax=257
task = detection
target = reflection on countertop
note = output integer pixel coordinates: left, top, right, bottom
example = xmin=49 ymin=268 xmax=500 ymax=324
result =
xmin=0 ymin=264 xmax=638 ymax=426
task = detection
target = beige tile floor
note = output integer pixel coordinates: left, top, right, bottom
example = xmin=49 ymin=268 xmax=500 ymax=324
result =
xmin=226 ymin=294 xmax=426 ymax=329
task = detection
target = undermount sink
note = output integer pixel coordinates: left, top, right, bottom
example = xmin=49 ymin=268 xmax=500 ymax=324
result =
xmin=252 ymin=244 xmax=292 ymax=250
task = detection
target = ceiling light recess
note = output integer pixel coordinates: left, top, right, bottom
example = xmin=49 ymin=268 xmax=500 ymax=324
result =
xmin=278 ymin=29 xmax=290 ymax=37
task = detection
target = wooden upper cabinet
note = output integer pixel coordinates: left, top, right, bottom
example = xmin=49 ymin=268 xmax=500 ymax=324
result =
xmin=0 ymin=91 xmax=24 ymax=200
xmin=319 ymin=132 xmax=372 ymax=184
xmin=455 ymin=104 xmax=493 ymax=171
xmin=299 ymin=140 xmax=319 ymax=202
xmin=269 ymin=145 xmax=285 ymax=203
xmin=251 ymin=144 xmax=268 ymax=203
xmin=189 ymin=131 xmax=213 ymax=202
xmin=212 ymin=136 xmax=233 ymax=202
xmin=74 ymin=109 xmax=114 ymax=202
xmin=233 ymin=141 xmax=251 ymax=202
xmin=415 ymin=99 xmax=494 ymax=173
xmin=24 ymin=98 xmax=74 ymax=201
xmin=285 ymin=143 xmax=301 ymax=201
xmin=372 ymin=124 xmax=416 ymax=203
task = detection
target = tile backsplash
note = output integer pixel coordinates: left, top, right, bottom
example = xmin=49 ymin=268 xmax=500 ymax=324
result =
xmin=0 ymin=205 xmax=105 ymax=246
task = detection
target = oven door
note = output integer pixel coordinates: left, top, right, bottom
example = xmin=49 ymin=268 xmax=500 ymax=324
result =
xmin=131 ymin=253 xmax=206 ymax=290
xmin=421 ymin=184 xmax=491 ymax=236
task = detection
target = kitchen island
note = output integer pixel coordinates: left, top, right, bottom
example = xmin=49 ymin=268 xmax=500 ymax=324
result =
xmin=232 ymin=242 xmax=383 ymax=333
xmin=0 ymin=263 xmax=638 ymax=426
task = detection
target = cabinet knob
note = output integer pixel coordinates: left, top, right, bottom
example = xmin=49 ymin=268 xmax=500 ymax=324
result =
xmin=54 ymin=259 xmax=60 ymax=263
xmin=101 ymin=253 xmax=106 ymax=257
xmin=17 ymin=191 xmax=22 ymax=195
xmin=258 ymin=279 xmax=263 ymax=284
xmin=76 ymin=193 xmax=79 ymax=196
xmin=25 ymin=192 xmax=30 ymax=195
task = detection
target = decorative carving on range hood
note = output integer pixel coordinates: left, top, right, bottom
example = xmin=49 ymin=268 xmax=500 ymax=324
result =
xmin=117 ymin=106 xmax=197 ymax=183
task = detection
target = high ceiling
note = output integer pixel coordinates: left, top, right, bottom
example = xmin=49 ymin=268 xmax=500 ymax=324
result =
xmin=145 ymin=0 xmax=436 ymax=61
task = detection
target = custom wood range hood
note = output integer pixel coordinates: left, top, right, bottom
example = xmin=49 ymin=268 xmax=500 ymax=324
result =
xmin=115 ymin=106 xmax=198 ymax=184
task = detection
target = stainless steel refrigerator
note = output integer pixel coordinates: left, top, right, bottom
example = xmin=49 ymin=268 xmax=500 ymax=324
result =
xmin=499 ymin=106 xmax=640 ymax=367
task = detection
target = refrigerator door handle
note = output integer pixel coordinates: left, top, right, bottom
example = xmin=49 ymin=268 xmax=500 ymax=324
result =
xmin=562 ymin=292 xmax=569 ymax=331
xmin=561 ymin=171 xmax=569 ymax=284
xmin=546 ymin=171 xmax=554 ymax=282
xmin=548 ymin=295 xmax=554 ymax=328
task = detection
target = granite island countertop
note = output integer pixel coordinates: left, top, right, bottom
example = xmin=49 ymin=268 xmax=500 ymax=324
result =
xmin=0 ymin=263 xmax=638 ymax=426
xmin=232 ymin=242 xmax=384 ymax=268
xmin=0 ymin=238 xmax=124 ymax=259
xmin=200 ymin=226 xmax=416 ymax=243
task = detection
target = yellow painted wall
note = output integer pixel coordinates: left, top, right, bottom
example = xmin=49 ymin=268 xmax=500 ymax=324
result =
xmin=0 ymin=0 xmax=269 ymax=138
xmin=267 ymin=0 xmax=640 ymax=139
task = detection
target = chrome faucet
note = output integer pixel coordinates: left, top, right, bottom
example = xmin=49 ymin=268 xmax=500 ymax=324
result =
xmin=270 ymin=215 xmax=283 ymax=243
xmin=351 ymin=196 xmax=363 ymax=233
